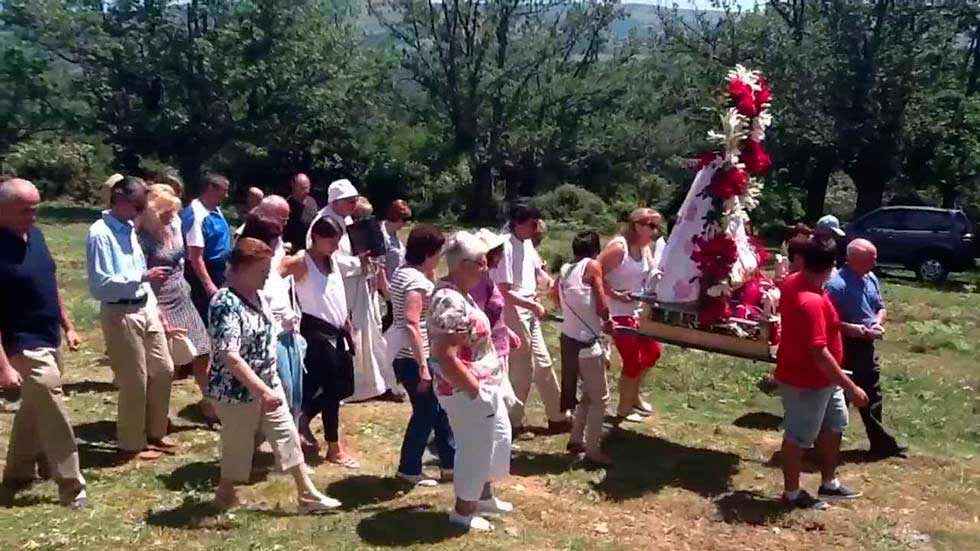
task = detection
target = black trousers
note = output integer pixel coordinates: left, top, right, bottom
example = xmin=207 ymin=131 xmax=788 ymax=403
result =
xmin=559 ymin=334 xmax=589 ymax=412
xmin=300 ymin=314 xmax=354 ymax=443
xmin=843 ymin=338 xmax=899 ymax=451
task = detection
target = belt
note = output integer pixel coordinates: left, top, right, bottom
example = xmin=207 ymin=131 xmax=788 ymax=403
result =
xmin=108 ymin=296 xmax=148 ymax=306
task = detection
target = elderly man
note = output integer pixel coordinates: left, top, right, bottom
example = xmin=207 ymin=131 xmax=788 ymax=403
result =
xmin=776 ymin=238 xmax=869 ymax=510
xmin=827 ymin=239 xmax=907 ymax=459
xmin=494 ymin=204 xmax=568 ymax=436
xmin=284 ymin=173 xmax=319 ymax=252
xmin=246 ymin=196 xmax=306 ymax=420
xmin=180 ymin=173 xmax=232 ymax=323
xmin=0 ymin=179 xmax=87 ymax=508
xmin=88 ymin=176 xmax=176 ymax=460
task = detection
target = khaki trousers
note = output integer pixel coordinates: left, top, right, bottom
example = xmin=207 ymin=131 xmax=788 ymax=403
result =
xmin=213 ymin=386 xmax=304 ymax=483
xmin=3 ymin=348 xmax=84 ymax=489
xmin=569 ymin=352 xmax=609 ymax=454
xmin=100 ymin=303 xmax=174 ymax=451
xmin=505 ymin=307 xmax=564 ymax=427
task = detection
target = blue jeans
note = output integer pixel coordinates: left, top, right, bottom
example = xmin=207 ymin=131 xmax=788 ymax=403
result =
xmin=393 ymin=358 xmax=455 ymax=475
xmin=276 ymin=331 xmax=306 ymax=417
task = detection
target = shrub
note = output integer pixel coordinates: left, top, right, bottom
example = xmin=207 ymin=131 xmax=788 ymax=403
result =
xmin=3 ymin=137 xmax=111 ymax=203
xmin=532 ymin=184 xmax=617 ymax=234
xmin=409 ymin=158 xmax=471 ymax=225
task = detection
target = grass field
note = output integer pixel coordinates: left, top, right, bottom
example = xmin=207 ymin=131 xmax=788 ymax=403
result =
xmin=1 ymin=206 xmax=978 ymax=550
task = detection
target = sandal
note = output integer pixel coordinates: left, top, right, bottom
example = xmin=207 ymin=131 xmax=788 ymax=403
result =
xmin=326 ymin=455 xmax=360 ymax=469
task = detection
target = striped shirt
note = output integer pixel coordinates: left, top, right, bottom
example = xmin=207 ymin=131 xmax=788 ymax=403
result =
xmin=390 ymin=265 xmax=435 ymax=359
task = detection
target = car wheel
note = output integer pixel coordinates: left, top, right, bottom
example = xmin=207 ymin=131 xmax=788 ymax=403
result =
xmin=916 ymin=255 xmax=949 ymax=284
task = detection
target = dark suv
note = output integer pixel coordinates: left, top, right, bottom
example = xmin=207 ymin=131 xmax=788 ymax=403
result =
xmin=844 ymin=206 xmax=976 ymax=283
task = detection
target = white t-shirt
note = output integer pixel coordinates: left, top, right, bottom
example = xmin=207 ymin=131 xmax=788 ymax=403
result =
xmin=184 ymin=198 xmax=215 ymax=248
xmin=261 ymin=238 xmax=300 ymax=333
xmin=490 ymin=233 xmax=538 ymax=300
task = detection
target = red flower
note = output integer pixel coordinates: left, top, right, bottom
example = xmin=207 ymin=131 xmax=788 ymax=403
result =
xmin=699 ymin=295 xmax=731 ymax=328
xmin=692 ymin=234 xmax=739 ymax=282
xmin=749 ymin=234 xmax=772 ymax=266
xmin=709 ymin=165 xmax=750 ymax=200
xmin=740 ymin=139 xmax=771 ymax=176
xmin=729 ymin=78 xmax=758 ymax=117
xmin=755 ymin=75 xmax=772 ymax=112
xmin=696 ymin=151 xmax=720 ymax=170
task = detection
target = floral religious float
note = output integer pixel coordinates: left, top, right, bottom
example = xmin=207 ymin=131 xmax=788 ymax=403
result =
xmin=633 ymin=65 xmax=780 ymax=362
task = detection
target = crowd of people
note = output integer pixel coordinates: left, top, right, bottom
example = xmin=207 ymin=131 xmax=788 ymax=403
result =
xmin=0 ymin=172 xmax=907 ymax=528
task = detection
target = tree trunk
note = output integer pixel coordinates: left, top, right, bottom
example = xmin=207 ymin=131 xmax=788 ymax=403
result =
xmin=851 ymin=162 xmax=887 ymax=217
xmin=804 ymin=154 xmax=835 ymax=222
xmin=467 ymin=154 xmax=497 ymax=223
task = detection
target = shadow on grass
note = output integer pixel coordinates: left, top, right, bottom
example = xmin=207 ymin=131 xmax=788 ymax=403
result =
xmin=38 ymin=204 xmax=101 ymax=225
xmin=733 ymin=411 xmax=782 ymax=431
xmin=357 ymin=505 xmax=466 ymax=546
xmin=145 ymin=496 xmax=234 ymax=530
xmin=511 ymin=449 xmax=580 ymax=477
xmin=158 ymin=461 xmax=220 ymax=492
xmin=714 ymin=490 xmax=788 ymax=525
xmin=64 ymin=380 xmax=117 ymax=395
xmin=73 ymin=420 xmax=131 ymax=470
xmin=765 ymin=447 xmax=889 ymax=473
xmin=591 ymin=430 xmax=741 ymax=501
xmin=324 ymin=475 xmax=406 ymax=511
xmin=176 ymin=402 xmax=214 ymax=427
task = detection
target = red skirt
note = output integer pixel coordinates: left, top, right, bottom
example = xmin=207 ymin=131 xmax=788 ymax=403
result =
xmin=612 ymin=315 xmax=662 ymax=378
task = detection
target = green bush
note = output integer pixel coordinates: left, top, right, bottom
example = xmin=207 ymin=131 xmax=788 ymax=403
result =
xmin=532 ymin=184 xmax=617 ymax=234
xmin=3 ymin=137 xmax=111 ymax=203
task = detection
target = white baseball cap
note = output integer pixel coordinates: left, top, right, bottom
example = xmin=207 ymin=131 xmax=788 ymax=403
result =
xmin=327 ymin=178 xmax=359 ymax=203
xmin=816 ymin=214 xmax=845 ymax=237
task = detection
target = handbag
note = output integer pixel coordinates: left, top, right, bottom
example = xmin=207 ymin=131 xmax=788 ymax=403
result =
xmin=168 ymin=332 xmax=198 ymax=366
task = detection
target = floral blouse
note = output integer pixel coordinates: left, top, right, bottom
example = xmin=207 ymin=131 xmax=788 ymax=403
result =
xmin=207 ymin=288 xmax=280 ymax=404
xmin=427 ymin=280 xmax=503 ymax=396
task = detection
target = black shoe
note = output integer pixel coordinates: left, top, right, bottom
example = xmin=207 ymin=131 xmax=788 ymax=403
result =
xmin=869 ymin=444 xmax=908 ymax=459
xmin=781 ymin=490 xmax=829 ymax=510
xmin=818 ymin=483 xmax=862 ymax=501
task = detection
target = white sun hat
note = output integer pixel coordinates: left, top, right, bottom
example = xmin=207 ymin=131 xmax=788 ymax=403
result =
xmin=327 ymin=178 xmax=359 ymax=203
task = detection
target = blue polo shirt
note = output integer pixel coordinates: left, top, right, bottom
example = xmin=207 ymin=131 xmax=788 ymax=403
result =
xmin=180 ymin=198 xmax=232 ymax=284
xmin=0 ymin=226 xmax=61 ymax=355
xmin=826 ymin=266 xmax=884 ymax=327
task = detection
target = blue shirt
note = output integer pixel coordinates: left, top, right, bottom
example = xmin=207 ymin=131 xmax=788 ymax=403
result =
xmin=0 ymin=227 xmax=62 ymax=355
xmin=86 ymin=211 xmax=150 ymax=303
xmin=180 ymin=199 xmax=232 ymax=282
xmin=826 ymin=266 xmax=884 ymax=326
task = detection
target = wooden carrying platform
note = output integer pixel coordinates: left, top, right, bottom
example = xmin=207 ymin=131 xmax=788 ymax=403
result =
xmin=630 ymin=298 xmax=776 ymax=363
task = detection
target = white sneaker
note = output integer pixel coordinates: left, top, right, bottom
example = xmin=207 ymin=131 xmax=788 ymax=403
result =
xmin=298 ymin=492 xmax=342 ymax=514
xmin=449 ymin=511 xmax=494 ymax=532
xmin=477 ymin=496 xmax=514 ymax=515
xmin=396 ymin=472 xmax=438 ymax=487
xmin=59 ymin=486 xmax=87 ymax=510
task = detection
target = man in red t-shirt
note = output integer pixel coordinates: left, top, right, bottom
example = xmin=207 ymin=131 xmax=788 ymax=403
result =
xmin=775 ymin=239 xmax=869 ymax=510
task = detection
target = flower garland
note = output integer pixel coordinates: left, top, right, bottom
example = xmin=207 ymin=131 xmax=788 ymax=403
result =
xmin=691 ymin=65 xmax=773 ymax=327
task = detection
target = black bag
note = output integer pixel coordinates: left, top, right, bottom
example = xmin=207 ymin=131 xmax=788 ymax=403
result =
xmin=347 ymin=216 xmax=387 ymax=257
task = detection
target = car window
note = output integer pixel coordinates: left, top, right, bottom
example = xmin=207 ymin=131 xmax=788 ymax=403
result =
xmin=953 ymin=212 xmax=972 ymax=233
xmin=903 ymin=210 xmax=951 ymax=231
xmin=861 ymin=210 xmax=906 ymax=230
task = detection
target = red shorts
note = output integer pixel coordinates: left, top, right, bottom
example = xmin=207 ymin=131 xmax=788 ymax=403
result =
xmin=612 ymin=315 xmax=662 ymax=379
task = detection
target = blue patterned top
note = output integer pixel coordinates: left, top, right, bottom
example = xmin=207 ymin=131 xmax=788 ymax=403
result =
xmin=207 ymin=288 xmax=279 ymax=403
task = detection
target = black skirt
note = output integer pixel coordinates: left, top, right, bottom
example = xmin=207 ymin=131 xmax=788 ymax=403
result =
xmin=300 ymin=314 xmax=355 ymax=405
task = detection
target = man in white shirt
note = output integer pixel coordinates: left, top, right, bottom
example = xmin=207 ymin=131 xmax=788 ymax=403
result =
xmin=493 ymin=204 xmax=569 ymax=436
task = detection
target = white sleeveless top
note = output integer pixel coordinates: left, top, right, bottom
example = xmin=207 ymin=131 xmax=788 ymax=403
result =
xmin=559 ymin=258 xmax=604 ymax=343
xmin=295 ymin=253 xmax=348 ymax=328
xmin=604 ymin=235 xmax=651 ymax=318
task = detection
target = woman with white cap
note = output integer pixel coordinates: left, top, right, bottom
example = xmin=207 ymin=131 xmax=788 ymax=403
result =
xmin=429 ymin=231 xmax=513 ymax=532
xmin=307 ymin=179 xmax=404 ymax=403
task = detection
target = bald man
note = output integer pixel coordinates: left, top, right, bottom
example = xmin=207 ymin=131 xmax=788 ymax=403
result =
xmin=0 ymin=179 xmax=87 ymax=508
xmin=284 ymin=173 xmax=319 ymax=252
xmin=826 ymin=239 xmax=907 ymax=459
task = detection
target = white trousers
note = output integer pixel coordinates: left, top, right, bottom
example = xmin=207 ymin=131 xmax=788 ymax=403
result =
xmin=437 ymin=384 xmax=512 ymax=501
